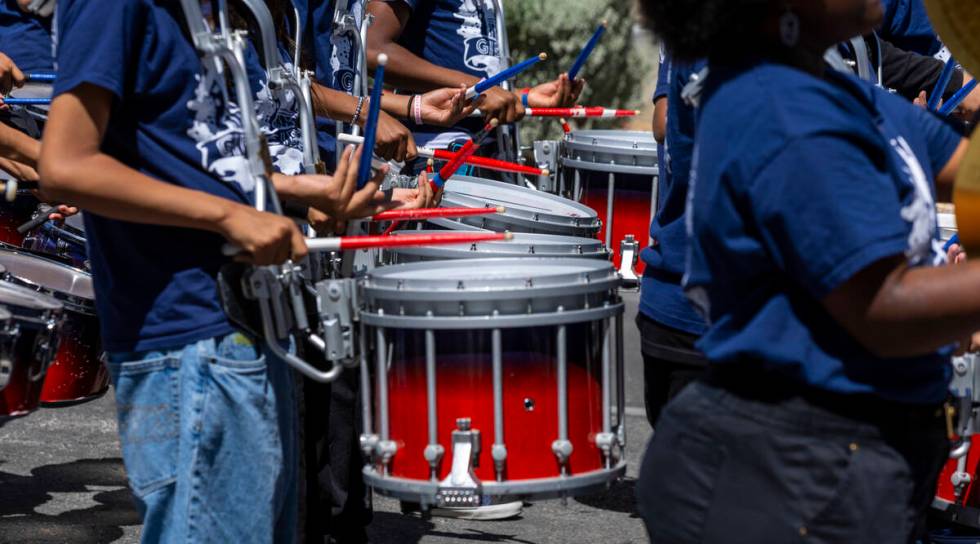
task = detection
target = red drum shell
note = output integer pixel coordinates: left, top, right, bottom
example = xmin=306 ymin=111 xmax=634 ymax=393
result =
xmin=385 ymin=323 xmax=605 ymax=482
xmin=0 ymin=249 xmax=106 ymax=406
xmin=0 ymin=281 xmax=63 ymax=419
xmin=579 ymin=178 xmax=652 ymax=274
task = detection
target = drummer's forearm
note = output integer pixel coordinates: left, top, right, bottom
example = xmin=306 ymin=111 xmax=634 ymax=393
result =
xmin=0 ymin=123 xmax=40 ymax=167
xmin=39 ymin=84 xmax=246 ymax=234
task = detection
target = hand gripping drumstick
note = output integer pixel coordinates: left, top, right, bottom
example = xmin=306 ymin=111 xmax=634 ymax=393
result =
xmin=336 ymin=132 xmax=548 ymax=176
xmin=356 ymin=53 xmax=388 ymax=188
xmin=429 ymin=119 xmax=499 ymax=191
xmin=567 ymin=21 xmax=607 ymax=81
xmin=524 ymin=107 xmax=640 ymax=118
xmin=372 ymin=206 xmax=505 ymax=222
xmin=939 ymin=78 xmax=979 ymax=117
xmin=223 ymin=231 xmax=512 ymax=256
xmin=465 ymin=53 xmax=548 ymax=100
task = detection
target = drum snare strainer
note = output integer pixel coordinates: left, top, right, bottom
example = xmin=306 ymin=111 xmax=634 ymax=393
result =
xmin=357 ymin=258 xmax=626 ymax=508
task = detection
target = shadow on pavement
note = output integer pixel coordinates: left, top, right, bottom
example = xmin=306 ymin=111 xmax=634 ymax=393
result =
xmin=574 ymin=477 xmax=640 ymax=516
xmin=0 ymin=457 xmax=140 ymax=543
xmin=367 ymin=511 xmax=538 ymax=544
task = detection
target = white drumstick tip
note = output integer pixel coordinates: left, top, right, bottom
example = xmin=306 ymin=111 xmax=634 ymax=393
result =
xmin=489 ymin=118 xmax=500 ymax=128
xmin=503 ymin=231 xmax=514 ymax=241
xmin=4 ymin=180 xmax=16 ymax=202
xmin=377 ymin=53 xmax=388 ymax=66
xmin=542 ymin=169 xmax=552 ymax=176
xmin=538 ymin=52 xmax=548 ymax=61
xmin=495 ymin=206 xmax=506 ymax=213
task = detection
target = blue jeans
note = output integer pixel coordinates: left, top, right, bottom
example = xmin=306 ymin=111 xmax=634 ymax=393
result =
xmin=107 ymin=332 xmax=298 ymax=543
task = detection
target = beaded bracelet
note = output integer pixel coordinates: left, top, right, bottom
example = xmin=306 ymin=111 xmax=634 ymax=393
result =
xmin=351 ymin=96 xmax=366 ymax=126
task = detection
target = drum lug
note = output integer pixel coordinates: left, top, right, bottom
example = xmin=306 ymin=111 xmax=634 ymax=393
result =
xmin=617 ymin=235 xmax=640 ymax=288
xmin=595 ymin=432 xmax=616 ymax=462
xmin=532 ymin=140 xmax=559 ymax=193
xmin=360 ymin=433 xmax=379 ymax=459
xmin=30 ymin=316 xmax=61 ymax=382
xmin=315 ymin=278 xmax=358 ymax=367
xmin=552 ymin=439 xmax=573 ymax=466
xmin=0 ymin=321 xmax=18 ymax=392
xmin=491 ymin=444 xmax=507 ymax=478
xmin=424 ymin=444 xmax=445 ymax=478
xmin=436 ymin=418 xmax=483 ymax=508
xmin=377 ymin=439 xmax=398 ymax=469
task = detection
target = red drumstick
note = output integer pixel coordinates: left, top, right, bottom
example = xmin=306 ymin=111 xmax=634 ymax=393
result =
xmin=560 ymin=117 xmax=572 ymax=134
xmin=372 ymin=206 xmax=504 ymax=222
xmin=429 ymin=150 xmax=548 ymax=176
xmin=430 ymin=119 xmax=499 ymax=190
xmin=308 ymin=231 xmax=511 ymax=252
xmin=524 ymin=107 xmax=640 ymax=118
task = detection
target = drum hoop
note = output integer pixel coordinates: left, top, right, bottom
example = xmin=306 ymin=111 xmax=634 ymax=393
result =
xmin=443 ymin=176 xmax=600 ymax=226
xmin=360 ymin=302 xmax=623 ymax=330
xmin=363 ymin=460 xmax=627 ymax=501
xmin=562 ymin=139 xmax=658 ymax=157
xmin=559 ymin=157 xmax=659 ymax=176
xmin=441 ymin=196 xmax=601 ymax=231
xmin=390 ymin=247 xmax=611 ymax=260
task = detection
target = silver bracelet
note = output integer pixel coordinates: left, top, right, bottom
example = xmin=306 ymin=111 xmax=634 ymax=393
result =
xmin=351 ymin=96 xmax=366 ymax=126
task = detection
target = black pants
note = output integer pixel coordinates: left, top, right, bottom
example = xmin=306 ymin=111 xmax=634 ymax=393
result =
xmin=636 ymin=372 xmax=949 ymax=544
xmin=303 ymin=368 xmax=371 ymax=544
xmin=637 ymin=313 xmax=707 ymax=428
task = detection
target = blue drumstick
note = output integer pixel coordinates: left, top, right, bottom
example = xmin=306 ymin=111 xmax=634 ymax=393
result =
xmin=356 ymin=53 xmax=387 ymax=189
xmin=2 ymin=97 xmax=51 ymax=106
xmin=929 ymin=58 xmax=957 ymax=112
xmin=568 ymin=21 xmax=607 ymax=81
xmin=465 ymin=52 xmax=547 ymax=100
xmin=939 ymin=78 xmax=979 ymax=117
xmin=25 ymin=72 xmax=56 ymax=83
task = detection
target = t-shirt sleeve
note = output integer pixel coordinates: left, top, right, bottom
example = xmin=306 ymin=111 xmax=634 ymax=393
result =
xmin=750 ymin=136 xmax=910 ymax=299
xmin=907 ymin=101 xmax=964 ymax=175
xmin=53 ymin=0 xmax=143 ymax=99
xmin=653 ymin=51 xmax=670 ymax=102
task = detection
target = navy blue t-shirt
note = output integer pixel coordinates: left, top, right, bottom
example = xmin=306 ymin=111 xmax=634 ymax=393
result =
xmin=55 ymin=0 xmax=260 ymax=352
xmin=879 ymin=0 xmax=944 ymax=58
xmin=0 ymin=0 xmax=52 ymax=72
xmin=685 ymin=60 xmax=960 ymax=403
xmin=640 ymin=58 xmax=707 ymax=336
xmin=385 ymin=0 xmax=502 ymax=147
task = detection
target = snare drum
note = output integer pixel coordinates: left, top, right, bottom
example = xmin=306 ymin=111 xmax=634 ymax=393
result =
xmin=438 ymin=176 xmax=601 ymax=239
xmin=385 ymin=231 xmax=610 ymax=264
xmin=358 ymin=258 xmax=626 ymax=507
xmin=0 ymin=273 xmax=64 ymax=420
xmin=0 ymin=249 xmax=106 ymax=406
xmin=560 ymin=130 xmax=659 ymax=274
xmin=23 ymin=215 xmax=88 ymax=270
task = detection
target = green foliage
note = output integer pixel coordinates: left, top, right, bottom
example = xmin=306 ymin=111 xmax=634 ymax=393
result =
xmin=504 ymin=0 xmax=653 ymax=144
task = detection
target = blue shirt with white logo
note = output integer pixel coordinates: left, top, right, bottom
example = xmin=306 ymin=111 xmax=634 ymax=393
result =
xmin=0 ymin=0 xmax=52 ymax=72
xmin=685 ymin=60 xmax=959 ymax=403
xmin=55 ymin=0 xmax=260 ymax=352
xmin=640 ymin=56 xmax=707 ymax=336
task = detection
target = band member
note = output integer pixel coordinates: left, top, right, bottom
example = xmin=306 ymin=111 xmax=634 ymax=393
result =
xmin=40 ymin=1 xmax=422 ymax=540
xmin=638 ymin=53 xmax=709 ymax=429
xmin=635 ymin=0 xmax=976 ymax=541
xmin=878 ymin=0 xmax=944 ymax=58
xmin=365 ymin=0 xmax=583 ymax=150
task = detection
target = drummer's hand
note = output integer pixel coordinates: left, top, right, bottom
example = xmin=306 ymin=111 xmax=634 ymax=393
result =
xmin=389 ymin=174 xmax=435 ymax=210
xmin=527 ymin=73 xmax=585 ymax=109
xmin=421 ymin=84 xmax=478 ymax=127
xmin=954 ymin=73 xmax=980 ymax=121
xmin=0 ymin=53 xmax=25 ymax=98
xmin=476 ymin=86 xmax=524 ymax=124
xmin=307 ymin=207 xmax=343 ymax=236
xmin=218 ymin=203 xmax=308 ymax=265
xmin=334 ymin=144 xmax=403 ymax=219
xmin=948 ymin=243 xmax=968 ymax=264
xmin=46 ymin=204 xmax=79 ymax=222
xmin=374 ymin=111 xmax=417 ymax=163
xmin=914 ymin=90 xmax=929 ymax=109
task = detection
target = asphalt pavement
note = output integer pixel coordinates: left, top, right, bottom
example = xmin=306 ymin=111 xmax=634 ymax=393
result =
xmin=0 ymin=291 xmax=652 ymax=544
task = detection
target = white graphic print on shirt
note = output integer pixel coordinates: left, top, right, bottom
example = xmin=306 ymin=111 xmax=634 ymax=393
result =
xmin=186 ymin=69 xmax=255 ymax=194
xmin=890 ymin=136 xmax=945 ymax=265
xmin=329 ymin=0 xmax=362 ymax=94
xmin=454 ymin=0 xmax=500 ymax=77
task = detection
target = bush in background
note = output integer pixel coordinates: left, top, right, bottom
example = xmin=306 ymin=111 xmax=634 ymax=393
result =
xmin=505 ymin=0 xmax=653 ymax=144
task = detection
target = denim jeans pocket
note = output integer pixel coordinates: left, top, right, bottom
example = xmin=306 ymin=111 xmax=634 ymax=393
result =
xmin=107 ymin=354 xmax=181 ymax=498
xmin=206 ymin=332 xmax=266 ymax=373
